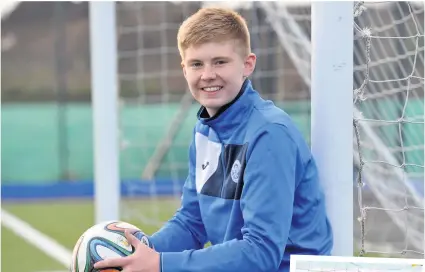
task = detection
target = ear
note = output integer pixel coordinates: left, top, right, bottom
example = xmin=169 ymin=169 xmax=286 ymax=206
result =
xmin=243 ymin=53 xmax=256 ymax=78
xmin=181 ymin=62 xmax=187 ymax=79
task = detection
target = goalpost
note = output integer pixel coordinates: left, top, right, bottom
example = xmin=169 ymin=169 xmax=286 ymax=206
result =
xmin=259 ymin=0 xmax=424 ymax=259
xmin=89 ymin=1 xmax=120 ymax=223
xmin=89 ymin=0 xmax=424 ymax=262
xmin=310 ymin=0 xmax=424 ymax=259
xmin=310 ymin=1 xmax=354 ymax=257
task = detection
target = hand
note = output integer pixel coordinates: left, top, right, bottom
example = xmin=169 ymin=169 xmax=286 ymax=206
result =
xmin=94 ymin=229 xmax=160 ymax=272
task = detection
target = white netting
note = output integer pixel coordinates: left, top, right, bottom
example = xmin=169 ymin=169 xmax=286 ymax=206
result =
xmin=352 ymin=2 xmax=424 ymax=257
xmin=258 ymin=1 xmax=424 ymax=257
xmin=114 ymin=1 xmax=311 ymax=232
xmin=114 ymin=1 xmax=424 ymax=256
xmin=115 ymin=2 xmax=197 ymax=231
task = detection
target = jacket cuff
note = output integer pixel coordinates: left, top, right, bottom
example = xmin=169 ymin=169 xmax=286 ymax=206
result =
xmin=160 ymin=251 xmax=185 ymax=272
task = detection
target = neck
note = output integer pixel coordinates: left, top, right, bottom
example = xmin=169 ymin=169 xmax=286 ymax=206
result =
xmin=205 ymin=108 xmax=218 ymax=118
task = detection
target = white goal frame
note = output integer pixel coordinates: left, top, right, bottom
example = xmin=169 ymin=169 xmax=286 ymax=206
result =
xmin=310 ymin=1 xmax=354 ymax=256
xmin=88 ymin=1 xmax=425 ymax=256
xmin=89 ymin=1 xmax=120 ymax=223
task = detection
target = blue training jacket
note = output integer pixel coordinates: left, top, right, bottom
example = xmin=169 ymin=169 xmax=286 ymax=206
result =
xmin=150 ymin=79 xmax=333 ymax=272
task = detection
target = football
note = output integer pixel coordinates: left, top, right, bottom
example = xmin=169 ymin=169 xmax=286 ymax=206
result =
xmin=70 ymin=220 xmax=154 ymax=272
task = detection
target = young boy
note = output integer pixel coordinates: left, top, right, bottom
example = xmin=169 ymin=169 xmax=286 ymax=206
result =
xmin=95 ymin=7 xmax=333 ymax=272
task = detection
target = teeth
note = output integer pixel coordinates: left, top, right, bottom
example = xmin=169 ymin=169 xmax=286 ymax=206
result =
xmin=203 ymin=87 xmax=221 ymax=92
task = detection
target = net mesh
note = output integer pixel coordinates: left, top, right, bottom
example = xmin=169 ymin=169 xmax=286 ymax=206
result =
xmin=114 ymin=1 xmax=311 ymax=232
xmin=258 ymin=1 xmax=424 ymax=257
xmin=352 ymin=1 xmax=424 ymax=257
xmin=116 ymin=2 xmax=198 ymax=229
xmin=114 ymin=1 xmax=424 ymax=256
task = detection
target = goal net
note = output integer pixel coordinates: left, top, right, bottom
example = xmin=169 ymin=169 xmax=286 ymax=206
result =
xmin=253 ymin=1 xmax=424 ymax=257
xmin=350 ymin=2 xmax=424 ymax=257
xmin=114 ymin=1 xmax=312 ymax=233
xmin=113 ymin=1 xmax=424 ymax=256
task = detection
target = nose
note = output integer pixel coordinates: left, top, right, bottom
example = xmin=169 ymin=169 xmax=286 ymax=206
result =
xmin=200 ymin=65 xmax=216 ymax=81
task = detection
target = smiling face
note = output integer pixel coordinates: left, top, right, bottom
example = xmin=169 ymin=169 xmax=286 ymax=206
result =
xmin=182 ymin=40 xmax=256 ymax=117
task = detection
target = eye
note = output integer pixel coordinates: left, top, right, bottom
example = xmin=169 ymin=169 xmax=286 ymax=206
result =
xmin=190 ymin=62 xmax=202 ymax=68
xmin=215 ymin=60 xmax=227 ymax=65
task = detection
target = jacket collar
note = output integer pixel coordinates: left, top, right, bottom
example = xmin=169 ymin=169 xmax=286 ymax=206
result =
xmin=197 ymin=79 xmax=257 ymax=136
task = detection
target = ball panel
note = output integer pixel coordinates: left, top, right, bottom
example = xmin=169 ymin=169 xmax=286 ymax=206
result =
xmin=70 ymin=235 xmax=84 ymax=272
xmin=90 ymin=238 xmax=131 ymax=262
xmin=76 ymin=235 xmax=91 ymax=272
xmin=114 ymin=222 xmax=139 ymax=230
xmin=104 ymin=221 xmax=140 ymax=236
xmin=96 ymin=230 xmax=133 ymax=252
xmin=95 ymin=244 xmax=123 ymax=260
xmin=71 ymin=220 xmax=154 ymax=272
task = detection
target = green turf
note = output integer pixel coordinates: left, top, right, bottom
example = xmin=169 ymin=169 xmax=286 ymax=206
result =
xmin=1 ymin=198 xmax=179 ymax=272
xmin=1 ymin=226 xmax=66 ymax=272
xmin=1 ymin=198 xmax=397 ymax=271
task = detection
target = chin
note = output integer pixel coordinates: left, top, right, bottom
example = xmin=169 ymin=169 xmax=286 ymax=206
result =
xmin=202 ymin=100 xmax=227 ymax=110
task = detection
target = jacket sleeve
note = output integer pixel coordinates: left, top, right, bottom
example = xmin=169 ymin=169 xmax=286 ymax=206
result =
xmin=160 ymin=124 xmax=297 ymax=272
xmin=149 ymin=138 xmax=208 ymax=252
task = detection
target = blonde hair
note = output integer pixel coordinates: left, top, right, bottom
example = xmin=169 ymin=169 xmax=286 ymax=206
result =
xmin=177 ymin=7 xmax=251 ymax=60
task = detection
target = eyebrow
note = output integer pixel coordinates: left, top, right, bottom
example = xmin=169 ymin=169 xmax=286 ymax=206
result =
xmin=186 ymin=56 xmax=231 ymax=63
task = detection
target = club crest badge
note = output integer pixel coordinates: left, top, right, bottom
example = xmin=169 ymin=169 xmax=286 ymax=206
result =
xmin=231 ymin=160 xmax=241 ymax=183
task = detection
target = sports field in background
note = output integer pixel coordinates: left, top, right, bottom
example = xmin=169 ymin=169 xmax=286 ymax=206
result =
xmin=0 ymin=101 xmax=311 ymax=272
xmin=2 ymin=98 xmax=422 ymax=271
xmin=3 ymin=199 xmax=387 ymax=272
xmin=1 ymin=198 xmax=179 ymax=272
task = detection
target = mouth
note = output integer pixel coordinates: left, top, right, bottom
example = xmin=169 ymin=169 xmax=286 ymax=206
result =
xmin=201 ymin=86 xmax=223 ymax=93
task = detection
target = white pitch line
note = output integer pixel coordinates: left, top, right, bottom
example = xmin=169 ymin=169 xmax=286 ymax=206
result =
xmin=1 ymin=209 xmax=72 ymax=268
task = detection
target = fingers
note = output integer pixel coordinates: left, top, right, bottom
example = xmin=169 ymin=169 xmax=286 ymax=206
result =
xmin=94 ymin=230 xmax=142 ymax=269
xmin=93 ymin=256 xmax=130 ymax=269
xmin=125 ymin=229 xmax=141 ymax=249
xmin=126 ymin=228 xmax=139 ymax=235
